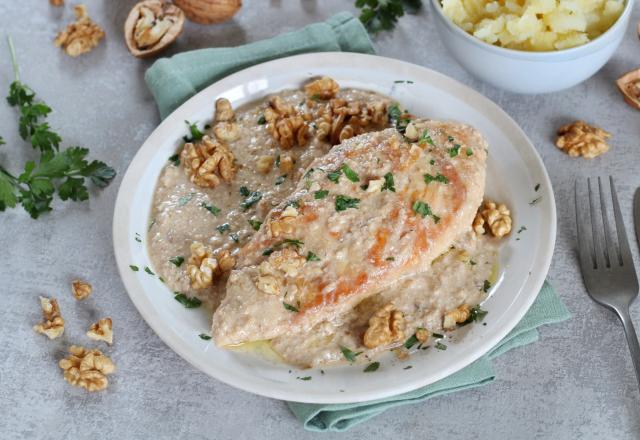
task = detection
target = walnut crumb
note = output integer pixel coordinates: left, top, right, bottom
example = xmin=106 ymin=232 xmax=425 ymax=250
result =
xmin=443 ymin=304 xmax=471 ymax=330
xmin=33 ymin=296 xmax=65 ymax=339
xmin=473 ymin=200 xmax=512 ymax=238
xmin=54 ymin=4 xmax=105 ymax=57
xmin=187 ymin=242 xmax=235 ymax=289
xmin=59 ymin=345 xmax=115 ymax=392
xmin=87 ymin=318 xmax=113 ymax=345
xmin=71 ymin=279 xmax=92 ymax=300
xmin=363 ymin=304 xmax=405 ymax=349
xmin=256 ymin=155 xmax=274 ymax=174
xmin=556 ymin=121 xmax=611 ymax=159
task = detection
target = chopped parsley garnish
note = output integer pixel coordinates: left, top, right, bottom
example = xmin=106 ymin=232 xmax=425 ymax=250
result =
xmin=327 ymin=169 xmax=342 ymax=183
xmin=230 ymin=232 xmax=239 ymax=243
xmin=304 ymin=168 xmax=315 ymax=178
xmin=297 ymin=376 xmax=312 ymax=381
xmin=466 ymin=148 xmax=473 ymax=156
xmin=200 ymin=202 xmax=221 ymax=216
xmin=183 ymin=120 xmax=204 ymax=142
xmin=283 ymin=302 xmax=299 ymax=312
xmin=530 ymin=196 xmax=542 ymax=206
xmin=275 ymin=175 xmax=286 ymax=185
xmin=174 ymin=293 xmax=202 ymax=308
xmin=144 ymin=266 xmax=155 ymax=275
xmin=257 ymin=115 xmax=266 ymax=125
xmin=432 ymin=332 xmax=444 ymax=339
xmin=178 ymin=193 xmax=193 ymax=206
xmin=275 ymin=154 xmax=281 ymax=168
xmin=382 ymin=172 xmax=395 ymax=192
xmin=461 ymin=305 xmax=489 ymax=325
xmin=168 ymin=154 xmax=180 ymax=166
xmin=393 ymin=80 xmax=414 ymax=84
xmin=387 ymin=103 xmax=412 ymax=134
xmin=216 ymin=223 xmax=231 ymax=234
xmin=284 ymin=199 xmax=300 ymax=208
xmin=448 ymin=135 xmax=454 ymax=142
xmin=419 ymin=129 xmax=435 ymax=146
xmin=386 ymin=256 xmax=395 ymax=261
xmin=412 ymin=200 xmax=438 ymax=223
xmin=403 ymin=365 xmax=413 ymax=370
xmin=340 ymin=346 xmax=362 ymax=362
xmin=241 ymin=191 xmax=262 ymax=210
xmin=435 ymin=341 xmax=447 ymax=350
xmin=248 ymin=219 xmax=262 ymax=231
xmin=423 ymin=173 xmax=448 ymax=184
xmin=448 ymin=144 xmax=461 ymax=157
xmin=403 ymin=333 xmax=419 ymax=349
xmin=534 ymin=183 xmax=540 ymax=192
xmin=429 ymin=159 xmax=435 ymax=165
xmin=341 ymin=163 xmax=360 ymax=182
xmin=363 ymin=362 xmax=380 ymax=372
xmin=335 ymin=195 xmax=360 ymax=212
xmin=314 ymin=190 xmax=329 ymax=199
xmin=199 ymin=333 xmax=212 ymax=340
xmin=469 ymin=260 xmax=477 ymax=265
xmin=483 ymin=279 xmax=492 ymax=293
xmin=169 ymin=256 xmax=184 ymax=267
xmin=262 ymin=238 xmax=304 ymax=256
xmin=306 ymin=251 xmax=320 ymax=261
xmin=135 ymin=235 xmax=141 ymax=243
xmin=239 ymin=186 xmax=250 ymax=197
xmin=517 ymin=226 xmax=527 ymax=234
xmin=129 ymin=265 xmax=139 ymax=272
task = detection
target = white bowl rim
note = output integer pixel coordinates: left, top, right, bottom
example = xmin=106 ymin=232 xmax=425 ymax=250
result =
xmin=112 ymin=52 xmax=557 ymax=403
xmin=430 ymin=0 xmax=634 ymax=60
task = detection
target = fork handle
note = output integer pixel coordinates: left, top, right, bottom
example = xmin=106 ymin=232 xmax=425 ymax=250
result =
xmin=616 ymin=307 xmax=640 ymax=389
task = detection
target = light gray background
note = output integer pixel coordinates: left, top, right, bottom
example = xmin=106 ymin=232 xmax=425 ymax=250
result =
xmin=1 ymin=1 xmax=639 ymax=438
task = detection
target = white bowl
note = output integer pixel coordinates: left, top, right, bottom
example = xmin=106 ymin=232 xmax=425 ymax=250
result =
xmin=430 ymin=0 xmax=635 ymax=93
xmin=113 ymin=53 xmax=556 ymax=403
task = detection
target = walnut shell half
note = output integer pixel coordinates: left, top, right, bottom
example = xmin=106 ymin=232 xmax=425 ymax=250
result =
xmin=124 ymin=0 xmax=185 ymax=58
xmin=616 ymin=68 xmax=640 ymax=111
xmin=173 ymin=0 xmax=241 ymax=24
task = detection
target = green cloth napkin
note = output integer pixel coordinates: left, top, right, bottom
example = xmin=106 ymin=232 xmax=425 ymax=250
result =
xmin=287 ymin=282 xmax=570 ymax=432
xmin=144 ymin=13 xmax=571 ymax=433
xmin=145 ymin=12 xmax=374 ymax=119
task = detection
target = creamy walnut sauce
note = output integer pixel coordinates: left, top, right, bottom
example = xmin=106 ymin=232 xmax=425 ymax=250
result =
xmin=148 ymin=83 xmax=499 ymax=368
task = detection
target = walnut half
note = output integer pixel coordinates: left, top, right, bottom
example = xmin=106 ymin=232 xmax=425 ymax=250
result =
xmin=124 ymin=0 xmax=185 ymax=58
xmin=473 ymin=200 xmax=512 ymax=238
xmin=33 ymin=296 xmax=65 ymax=340
xmin=181 ymin=135 xmax=236 ymax=189
xmin=616 ymin=68 xmax=640 ymax=111
xmin=54 ymin=4 xmax=105 ymax=57
xmin=59 ymin=345 xmax=115 ymax=392
xmin=556 ymin=121 xmax=611 ymax=159
xmin=187 ymin=242 xmax=235 ymax=289
xmin=71 ymin=279 xmax=92 ymax=300
xmin=363 ymin=304 xmax=405 ymax=349
xmin=87 ymin=318 xmax=113 ymax=345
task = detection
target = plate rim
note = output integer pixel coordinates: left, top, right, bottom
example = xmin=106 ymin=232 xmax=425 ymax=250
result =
xmin=113 ymin=51 xmax=556 ymax=404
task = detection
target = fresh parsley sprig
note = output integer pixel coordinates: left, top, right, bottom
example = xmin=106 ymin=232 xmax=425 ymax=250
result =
xmin=355 ymin=0 xmax=423 ymax=34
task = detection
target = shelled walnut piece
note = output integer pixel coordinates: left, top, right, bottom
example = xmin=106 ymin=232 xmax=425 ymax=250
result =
xmin=473 ymin=200 xmax=512 ymax=238
xmin=54 ymin=4 xmax=105 ymax=57
xmin=187 ymin=242 xmax=235 ymax=289
xmin=50 ymin=0 xmax=64 ymax=6
xmin=181 ymin=135 xmax=236 ymax=188
xmin=264 ymin=96 xmax=310 ymax=149
xmin=315 ymin=97 xmax=388 ymax=145
xmin=616 ymin=68 xmax=640 ymax=111
xmin=87 ymin=318 xmax=113 ymax=345
xmin=124 ymin=0 xmax=185 ymax=58
xmin=304 ymin=77 xmax=340 ymax=100
xmin=443 ymin=304 xmax=471 ymax=330
xmin=59 ymin=345 xmax=115 ymax=392
xmin=256 ymin=248 xmax=306 ymax=296
xmin=556 ymin=121 xmax=611 ymax=159
xmin=71 ymin=279 xmax=92 ymax=300
xmin=33 ymin=296 xmax=65 ymax=339
xmin=363 ymin=304 xmax=406 ymax=349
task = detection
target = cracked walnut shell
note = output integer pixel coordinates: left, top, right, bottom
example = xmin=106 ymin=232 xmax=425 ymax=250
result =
xmin=87 ymin=318 xmax=113 ymax=345
xmin=616 ymin=69 xmax=640 ymax=111
xmin=187 ymin=242 xmax=235 ymax=289
xmin=304 ymin=77 xmax=340 ymax=100
xmin=54 ymin=4 xmax=105 ymax=57
xmin=181 ymin=135 xmax=236 ymax=188
xmin=71 ymin=279 xmax=92 ymax=300
xmin=363 ymin=304 xmax=405 ymax=349
xmin=59 ymin=345 xmax=115 ymax=392
xmin=33 ymin=296 xmax=65 ymax=339
xmin=124 ymin=0 xmax=185 ymax=58
xmin=473 ymin=200 xmax=512 ymax=238
xmin=556 ymin=121 xmax=611 ymax=159
xmin=443 ymin=304 xmax=471 ymax=330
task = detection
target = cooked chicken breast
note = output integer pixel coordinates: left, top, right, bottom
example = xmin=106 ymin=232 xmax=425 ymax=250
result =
xmin=212 ymin=120 xmax=488 ymax=346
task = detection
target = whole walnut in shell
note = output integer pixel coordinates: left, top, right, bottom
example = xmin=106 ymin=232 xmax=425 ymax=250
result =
xmin=173 ymin=0 xmax=241 ymax=25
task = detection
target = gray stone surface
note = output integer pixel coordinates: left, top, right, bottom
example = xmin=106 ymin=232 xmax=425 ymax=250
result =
xmin=1 ymin=0 xmax=640 ymax=438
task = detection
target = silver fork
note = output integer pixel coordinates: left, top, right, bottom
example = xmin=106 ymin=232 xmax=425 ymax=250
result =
xmin=575 ymin=176 xmax=640 ymax=388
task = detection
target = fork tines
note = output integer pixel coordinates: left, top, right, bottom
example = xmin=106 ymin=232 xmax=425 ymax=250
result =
xmin=575 ymin=176 xmax=634 ymax=271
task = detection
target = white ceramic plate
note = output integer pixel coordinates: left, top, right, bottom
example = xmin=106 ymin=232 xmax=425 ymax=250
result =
xmin=113 ymin=52 xmax=555 ymax=404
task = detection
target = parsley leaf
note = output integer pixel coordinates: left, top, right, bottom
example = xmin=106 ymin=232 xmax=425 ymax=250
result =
xmin=183 ymin=120 xmax=204 ymax=142
xmin=461 ymin=305 xmax=488 ymax=325
xmin=144 ymin=266 xmax=155 ymax=275
xmin=382 ymin=172 xmax=395 ymax=192
xmin=168 ymin=154 xmax=180 ymax=166
xmin=275 ymin=175 xmax=286 ymax=185
xmin=387 ymin=102 xmax=412 ymax=134
xmin=341 ymin=163 xmax=360 ymax=182
xmin=169 ymin=256 xmax=184 ymax=267
xmin=419 ymin=129 xmax=435 ymax=146
xmin=364 ymin=362 xmax=380 ymax=372
xmin=216 ymin=223 xmax=231 ymax=234
xmin=340 ymin=346 xmax=362 ymax=362
xmin=248 ymin=219 xmax=262 ymax=231
xmin=449 ymin=144 xmax=461 ymax=157
xmin=424 ymin=173 xmax=449 ymax=184
xmin=314 ymin=190 xmax=329 ymax=199
xmin=435 ymin=341 xmax=447 ymax=350
xmin=356 ymin=0 xmax=422 ymax=34
xmin=199 ymin=333 xmax=212 ymax=340
xmin=483 ymin=280 xmax=492 ymax=293
xmin=201 ymin=202 xmax=221 ymax=216
xmin=412 ymin=200 xmax=432 ymax=218
xmin=327 ymin=169 xmax=342 ymax=183
xmin=241 ymin=191 xmax=262 ymax=210
xmin=257 ymin=115 xmax=266 ymax=125
xmin=283 ymin=302 xmax=299 ymax=312
xmin=129 ymin=265 xmax=139 ymax=272
xmin=335 ymin=195 xmax=360 ymax=211
xmin=404 ymin=333 xmax=419 ymax=349
xmin=306 ymin=251 xmax=320 ymax=261
xmin=174 ymin=293 xmax=202 ymax=308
